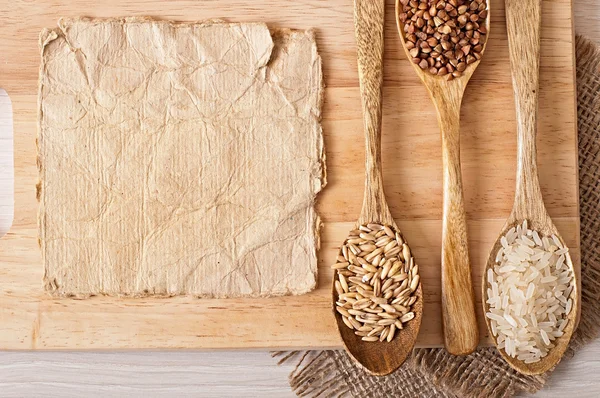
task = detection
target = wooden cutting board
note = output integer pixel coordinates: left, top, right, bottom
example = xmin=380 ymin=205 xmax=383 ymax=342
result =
xmin=0 ymin=0 xmax=579 ymax=350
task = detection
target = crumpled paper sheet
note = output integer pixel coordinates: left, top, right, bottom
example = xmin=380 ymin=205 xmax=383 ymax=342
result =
xmin=38 ymin=18 xmax=325 ymax=298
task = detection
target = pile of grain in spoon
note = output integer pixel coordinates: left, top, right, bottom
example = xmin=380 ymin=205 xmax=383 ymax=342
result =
xmin=398 ymin=0 xmax=488 ymax=80
xmin=333 ymin=223 xmax=420 ymax=342
xmin=485 ymin=220 xmax=575 ymax=363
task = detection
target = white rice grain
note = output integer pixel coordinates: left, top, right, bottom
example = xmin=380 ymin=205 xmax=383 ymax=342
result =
xmin=486 ymin=221 xmax=575 ymax=363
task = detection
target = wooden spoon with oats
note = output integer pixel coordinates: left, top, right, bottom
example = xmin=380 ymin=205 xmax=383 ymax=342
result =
xmin=481 ymin=0 xmax=580 ymax=375
xmin=394 ymin=0 xmax=491 ymax=356
xmin=330 ymin=0 xmax=423 ymax=376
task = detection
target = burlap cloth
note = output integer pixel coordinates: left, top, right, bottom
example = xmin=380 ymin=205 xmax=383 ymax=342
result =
xmin=274 ymin=35 xmax=600 ymax=398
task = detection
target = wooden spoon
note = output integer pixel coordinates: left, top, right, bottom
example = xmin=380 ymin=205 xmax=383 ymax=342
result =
xmin=481 ymin=0 xmax=580 ymax=375
xmin=330 ymin=0 xmax=423 ymax=376
xmin=394 ymin=0 xmax=491 ymax=355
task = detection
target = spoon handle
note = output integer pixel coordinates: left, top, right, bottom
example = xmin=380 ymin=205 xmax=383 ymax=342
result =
xmin=433 ymin=90 xmax=479 ymax=356
xmin=353 ymin=0 xmax=392 ymax=225
xmin=506 ymin=0 xmax=544 ymax=216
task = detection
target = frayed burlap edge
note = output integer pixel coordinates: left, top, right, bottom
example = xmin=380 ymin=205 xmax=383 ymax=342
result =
xmin=273 ymin=350 xmax=454 ymax=398
xmin=273 ymin=351 xmax=350 ymax=397
xmin=274 ymin=35 xmax=600 ymax=398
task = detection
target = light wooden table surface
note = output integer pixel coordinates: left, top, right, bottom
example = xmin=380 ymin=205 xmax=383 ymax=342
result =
xmin=1 ymin=1 xmax=599 ymax=396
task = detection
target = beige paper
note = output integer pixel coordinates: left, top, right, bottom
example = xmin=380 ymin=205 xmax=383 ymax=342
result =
xmin=38 ymin=18 xmax=325 ymax=298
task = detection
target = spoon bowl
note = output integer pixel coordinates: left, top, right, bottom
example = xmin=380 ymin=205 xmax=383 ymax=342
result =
xmin=394 ymin=0 xmax=491 ymax=356
xmin=331 ymin=0 xmax=423 ymax=376
xmin=332 ymin=221 xmax=423 ymax=376
xmin=395 ymin=0 xmax=491 ymax=88
xmin=483 ymin=216 xmax=579 ymax=375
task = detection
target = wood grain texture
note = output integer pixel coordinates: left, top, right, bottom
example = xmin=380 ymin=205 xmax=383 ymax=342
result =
xmin=507 ymin=0 xmax=544 ymax=216
xmin=0 ymin=90 xmax=12 ymax=238
xmin=0 ymin=351 xmax=297 ymax=397
xmin=354 ymin=0 xmax=393 ymax=227
xmin=394 ymin=0 xmax=492 ymax=356
xmin=575 ymin=0 xmax=600 ymax=42
xmin=481 ymin=0 xmax=580 ymax=376
xmin=0 ymin=0 xmax=579 ymax=351
xmin=2 ymin=346 xmax=600 ymax=397
xmin=0 ymin=348 xmax=599 ymax=398
xmin=331 ymin=0 xmax=422 ymax=376
xmin=436 ymin=82 xmax=479 ymax=355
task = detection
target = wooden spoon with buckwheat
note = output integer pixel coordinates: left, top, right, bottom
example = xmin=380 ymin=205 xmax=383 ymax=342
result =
xmin=395 ymin=0 xmax=491 ymax=356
